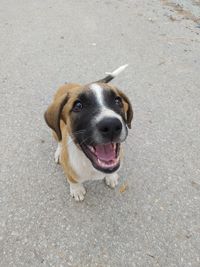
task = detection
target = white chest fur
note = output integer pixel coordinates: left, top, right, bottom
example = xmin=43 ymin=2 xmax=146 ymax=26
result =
xmin=67 ymin=136 xmax=106 ymax=182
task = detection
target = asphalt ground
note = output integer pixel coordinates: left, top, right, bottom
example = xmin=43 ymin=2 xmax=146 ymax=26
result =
xmin=0 ymin=0 xmax=200 ymax=266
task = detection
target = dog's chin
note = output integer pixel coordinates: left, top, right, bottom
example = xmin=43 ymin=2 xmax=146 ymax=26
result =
xmin=80 ymin=142 xmax=121 ymax=173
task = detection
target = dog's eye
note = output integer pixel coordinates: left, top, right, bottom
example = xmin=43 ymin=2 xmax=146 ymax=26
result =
xmin=115 ymin=96 xmax=123 ymax=107
xmin=72 ymin=100 xmax=83 ymax=112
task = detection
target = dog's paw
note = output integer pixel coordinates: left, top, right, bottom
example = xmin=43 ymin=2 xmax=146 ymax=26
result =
xmin=105 ymin=173 xmax=119 ymax=188
xmin=54 ymin=143 xmax=61 ymax=164
xmin=70 ymin=183 xmax=86 ymax=201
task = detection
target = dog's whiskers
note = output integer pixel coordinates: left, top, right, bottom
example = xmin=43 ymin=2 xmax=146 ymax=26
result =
xmin=66 ymin=134 xmax=93 ymax=147
xmin=66 ymin=130 xmax=86 ymax=146
xmin=79 ymin=136 xmax=93 ymax=146
xmin=73 ymin=129 xmax=86 ymax=135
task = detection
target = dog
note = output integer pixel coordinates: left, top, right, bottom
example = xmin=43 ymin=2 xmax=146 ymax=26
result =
xmin=44 ymin=65 xmax=133 ymax=201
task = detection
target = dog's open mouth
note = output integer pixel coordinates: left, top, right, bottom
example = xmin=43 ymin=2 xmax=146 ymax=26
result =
xmin=80 ymin=143 xmax=120 ymax=173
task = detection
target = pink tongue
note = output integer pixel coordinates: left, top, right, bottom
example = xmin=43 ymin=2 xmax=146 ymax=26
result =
xmin=95 ymin=144 xmax=115 ymax=161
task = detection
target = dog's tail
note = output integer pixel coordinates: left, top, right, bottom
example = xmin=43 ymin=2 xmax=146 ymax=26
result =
xmin=95 ymin=64 xmax=128 ymax=83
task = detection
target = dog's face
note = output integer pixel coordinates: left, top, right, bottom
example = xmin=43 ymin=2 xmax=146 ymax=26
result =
xmin=45 ymin=83 xmax=133 ymax=174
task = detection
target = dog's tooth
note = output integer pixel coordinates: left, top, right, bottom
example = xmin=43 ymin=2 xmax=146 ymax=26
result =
xmin=112 ymin=143 xmax=116 ymax=149
xmin=99 ymin=159 xmax=106 ymax=168
xmin=103 ymin=162 xmax=107 ymax=167
xmin=97 ymin=159 xmax=102 ymax=166
xmin=88 ymin=145 xmax=95 ymax=153
xmin=97 ymin=157 xmax=119 ymax=168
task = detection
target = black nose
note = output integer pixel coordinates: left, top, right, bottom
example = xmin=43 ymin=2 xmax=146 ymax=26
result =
xmin=97 ymin=117 xmax=122 ymax=139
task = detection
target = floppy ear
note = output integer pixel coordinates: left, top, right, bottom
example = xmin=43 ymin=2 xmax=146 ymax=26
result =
xmin=117 ymin=89 xmax=133 ymax=129
xmin=44 ymin=93 xmax=69 ymax=141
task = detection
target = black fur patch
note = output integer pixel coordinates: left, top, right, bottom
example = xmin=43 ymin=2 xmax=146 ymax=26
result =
xmin=70 ymin=90 xmax=101 ymax=145
xmin=70 ymin=87 xmax=126 ymax=145
xmin=102 ymin=89 xmax=126 ymax=121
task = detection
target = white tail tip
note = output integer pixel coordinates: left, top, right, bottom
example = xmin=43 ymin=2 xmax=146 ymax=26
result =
xmin=105 ymin=64 xmax=129 ymax=77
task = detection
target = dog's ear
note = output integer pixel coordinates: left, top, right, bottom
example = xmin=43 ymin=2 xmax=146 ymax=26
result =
xmin=44 ymin=93 xmax=69 ymax=141
xmin=117 ymin=89 xmax=133 ymax=129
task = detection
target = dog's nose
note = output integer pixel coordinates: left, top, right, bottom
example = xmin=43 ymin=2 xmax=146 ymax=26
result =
xmin=97 ymin=117 xmax=122 ymax=139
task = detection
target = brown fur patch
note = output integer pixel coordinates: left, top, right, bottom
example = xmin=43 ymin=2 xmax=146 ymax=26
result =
xmin=117 ymin=89 xmax=133 ymax=129
xmin=45 ymin=83 xmax=84 ymax=183
xmin=59 ymin=120 xmax=78 ymax=183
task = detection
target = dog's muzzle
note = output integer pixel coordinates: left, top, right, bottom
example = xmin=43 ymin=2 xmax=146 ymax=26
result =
xmin=78 ymin=117 xmax=126 ymax=174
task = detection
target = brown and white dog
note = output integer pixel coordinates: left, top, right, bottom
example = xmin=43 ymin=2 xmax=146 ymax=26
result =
xmin=44 ymin=65 xmax=133 ymax=201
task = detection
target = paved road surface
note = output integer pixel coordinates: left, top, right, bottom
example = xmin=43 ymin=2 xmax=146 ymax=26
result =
xmin=0 ymin=0 xmax=200 ymax=266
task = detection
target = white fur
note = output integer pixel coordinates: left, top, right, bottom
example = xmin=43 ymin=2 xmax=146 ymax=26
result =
xmin=105 ymin=64 xmax=128 ymax=77
xmin=90 ymin=83 xmax=121 ymax=122
xmin=54 ymin=142 xmax=62 ymax=163
xmin=95 ymin=107 xmax=123 ymax=124
xmin=67 ymin=136 xmax=106 ymax=183
xmin=90 ymin=83 xmax=104 ymax=106
xmin=69 ymin=182 xmax=86 ymax=201
xmin=105 ymin=173 xmax=119 ymax=188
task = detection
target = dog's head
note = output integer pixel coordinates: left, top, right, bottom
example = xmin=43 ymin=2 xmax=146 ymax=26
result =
xmin=45 ymin=66 xmax=133 ymax=174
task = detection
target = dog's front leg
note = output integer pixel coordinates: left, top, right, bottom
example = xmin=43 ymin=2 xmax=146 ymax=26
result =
xmin=105 ymin=172 xmax=119 ymax=188
xmin=68 ymin=180 xmax=86 ymax=201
